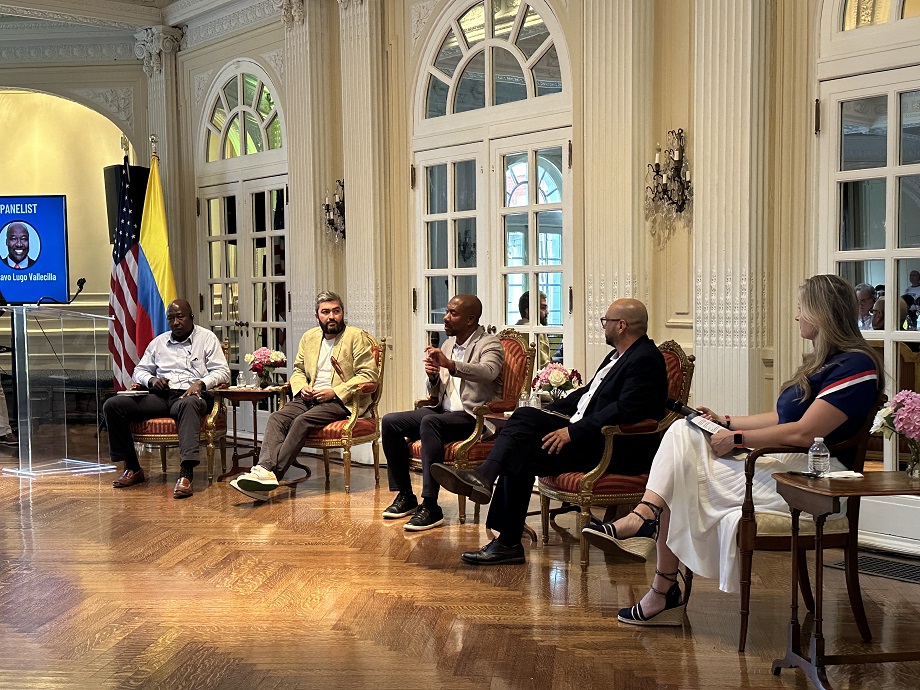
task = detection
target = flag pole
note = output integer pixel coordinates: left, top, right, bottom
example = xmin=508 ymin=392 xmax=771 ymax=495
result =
xmin=149 ymin=134 xmax=158 ymax=158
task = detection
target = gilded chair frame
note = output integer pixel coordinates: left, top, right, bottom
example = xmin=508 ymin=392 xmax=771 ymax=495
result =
xmin=538 ymin=339 xmax=695 ymax=569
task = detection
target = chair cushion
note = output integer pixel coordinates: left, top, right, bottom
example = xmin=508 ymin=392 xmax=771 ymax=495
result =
xmin=304 ymin=417 xmax=378 ymax=440
xmin=539 ymin=472 xmax=649 ymax=495
xmin=130 ymin=413 xmax=226 ymax=436
xmin=408 ymin=439 xmax=493 ymax=464
xmin=754 ymin=511 xmax=850 ymax=536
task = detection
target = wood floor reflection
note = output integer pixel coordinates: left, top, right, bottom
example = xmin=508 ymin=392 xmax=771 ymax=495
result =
xmin=1 ymin=444 xmax=919 ymax=689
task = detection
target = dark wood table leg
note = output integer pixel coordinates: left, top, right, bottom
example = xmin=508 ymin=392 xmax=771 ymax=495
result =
xmin=808 ymin=514 xmax=834 ymax=690
xmin=773 ymin=507 xmax=807 ymax=676
xmin=218 ymin=399 xmax=256 ymax=481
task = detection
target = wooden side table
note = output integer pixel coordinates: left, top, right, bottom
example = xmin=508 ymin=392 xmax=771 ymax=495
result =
xmin=772 ymin=471 xmax=920 ymax=689
xmin=215 ymin=386 xmax=282 ymax=482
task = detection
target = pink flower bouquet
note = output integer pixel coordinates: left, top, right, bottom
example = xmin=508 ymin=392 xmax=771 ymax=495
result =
xmin=245 ymin=347 xmax=286 ymax=387
xmin=532 ymin=363 xmax=582 ymax=401
xmin=871 ymin=390 xmax=920 ymax=475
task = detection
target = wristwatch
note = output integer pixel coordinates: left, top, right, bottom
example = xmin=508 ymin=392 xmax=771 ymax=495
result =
xmin=733 ymin=431 xmax=744 ymax=448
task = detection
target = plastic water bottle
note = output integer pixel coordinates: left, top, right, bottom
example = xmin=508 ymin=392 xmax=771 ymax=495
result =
xmin=518 ymin=391 xmax=529 ymax=409
xmin=529 ymin=390 xmax=541 ymax=408
xmin=808 ymin=437 xmax=831 ymax=476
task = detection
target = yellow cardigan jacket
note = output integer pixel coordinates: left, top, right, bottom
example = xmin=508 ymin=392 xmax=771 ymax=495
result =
xmin=289 ymin=325 xmax=378 ymax=416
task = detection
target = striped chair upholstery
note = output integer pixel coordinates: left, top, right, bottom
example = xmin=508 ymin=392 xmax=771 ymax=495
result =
xmin=537 ymin=340 xmax=695 ymax=569
xmin=409 ymin=328 xmax=536 ymax=523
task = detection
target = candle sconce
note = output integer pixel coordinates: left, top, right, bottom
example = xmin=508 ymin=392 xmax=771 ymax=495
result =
xmin=323 ymin=179 xmax=346 ymax=242
xmin=645 ymin=128 xmax=692 ymax=248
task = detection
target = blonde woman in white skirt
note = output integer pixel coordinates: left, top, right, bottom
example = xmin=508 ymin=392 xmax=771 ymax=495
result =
xmin=583 ymin=275 xmax=883 ymax=626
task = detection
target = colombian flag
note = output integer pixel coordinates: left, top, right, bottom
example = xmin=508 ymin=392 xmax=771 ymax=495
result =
xmin=135 ymin=154 xmax=177 ymax=348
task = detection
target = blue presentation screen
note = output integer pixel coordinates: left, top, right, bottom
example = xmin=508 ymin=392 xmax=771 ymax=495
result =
xmin=0 ymin=195 xmax=70 ymax=305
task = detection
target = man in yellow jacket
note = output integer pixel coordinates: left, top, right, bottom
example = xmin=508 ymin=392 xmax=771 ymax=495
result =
xmin=231 ymin=291 xmax=378 ymax=499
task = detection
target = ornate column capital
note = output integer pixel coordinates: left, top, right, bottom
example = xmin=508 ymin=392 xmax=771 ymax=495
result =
xmin=272 ymin=0 xmax=305 ymax=25
xmin=133 ymin=26 xmax=183 ymax=77
xmin=337 ymin=0 xmax=366 ymax=10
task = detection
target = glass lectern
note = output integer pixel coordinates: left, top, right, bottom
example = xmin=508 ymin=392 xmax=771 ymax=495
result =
xmin=1 ymin=305 xmax=116 ymax=477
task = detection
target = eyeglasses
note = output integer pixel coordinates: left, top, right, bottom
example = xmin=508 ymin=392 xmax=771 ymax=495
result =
xmin=600 ymin=317 xmax=628 ymax=328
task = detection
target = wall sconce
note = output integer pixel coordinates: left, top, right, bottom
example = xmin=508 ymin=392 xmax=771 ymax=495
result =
xmin=323 ymin=179 xmax=346 ymax=242
xmin=645 ymin=128 xmax=692 ymax=248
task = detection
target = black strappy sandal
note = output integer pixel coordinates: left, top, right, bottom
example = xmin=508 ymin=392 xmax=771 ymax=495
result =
xmin=581 ymin=500 xmax=662 ymax=561
xmin=617 ymin=568 xmax=687 ymax=626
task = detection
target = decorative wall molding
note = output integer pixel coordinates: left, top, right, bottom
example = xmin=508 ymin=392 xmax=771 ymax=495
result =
xmin=193 ymin=71 xmax=213 ymax=105
xmin=134 ymin=26 xmax=183 ymax=77
xmin=410 ymin=0 xmax=436 ymax=45
xmin=0 ymin=5 xmax=137 ymax=30
xmin=0 ymin=40 xmax=134 ymax=63
xmin=68 ymin=86 xmax=134 ymax=130
xmin=261 ymin=48 xmax=284 ymax=82
xmin=337 ymin=0 xmax=366 ymax=9
xmin=271 ymin=0 xmax=304 ymax=25
xmin=182 ymin=0 xmax=277 ymax=50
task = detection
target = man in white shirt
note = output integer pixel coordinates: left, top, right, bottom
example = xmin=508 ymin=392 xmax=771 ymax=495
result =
xmin=380 ymin=294 xmax=503 ymax=532
xmin=432 ymin=299 xmax=667 ymax=565
xmin=104 ymin=299 xmax=230 ymax=498
xmin=855 ymin=283 xmax=876 ymax=330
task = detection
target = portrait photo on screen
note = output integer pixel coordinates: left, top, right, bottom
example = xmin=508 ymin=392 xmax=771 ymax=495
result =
xmin=0 ymin=220 xmax=41 ymax=269
xmin=0 ymin=195 xmax=69 ymax=304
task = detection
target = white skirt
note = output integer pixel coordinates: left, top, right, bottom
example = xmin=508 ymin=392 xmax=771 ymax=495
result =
xmin=647 ymin=421 xmax=847 ymax=593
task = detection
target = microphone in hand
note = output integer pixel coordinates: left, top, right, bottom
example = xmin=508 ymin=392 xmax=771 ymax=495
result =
xmin=665 ymin=398 xmax=697 ymax=418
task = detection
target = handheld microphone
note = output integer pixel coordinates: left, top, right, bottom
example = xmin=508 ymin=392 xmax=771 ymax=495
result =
xmin=665 ymin=398 xmax=697 ymax=418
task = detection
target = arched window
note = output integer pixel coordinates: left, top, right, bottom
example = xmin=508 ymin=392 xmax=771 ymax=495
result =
xmin=204 ymin=72 xmax=283 ymax=162
xmin=424 ymin=0 xmax=562 ymax=118
xmin=841 ymin=0 xmax=920 ymax=29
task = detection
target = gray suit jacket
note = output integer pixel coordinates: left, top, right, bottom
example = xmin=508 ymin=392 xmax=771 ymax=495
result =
xmin=427 ymin=326 xmax=504 ymax=418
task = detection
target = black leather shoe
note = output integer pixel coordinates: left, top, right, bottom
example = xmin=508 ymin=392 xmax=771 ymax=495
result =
xmin=460 ymin=538 xmax=525 ymax=565
xmin=430 ymin=464 xmax=493 ymax=504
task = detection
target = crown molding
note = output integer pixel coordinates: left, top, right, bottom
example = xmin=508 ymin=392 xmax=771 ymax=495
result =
xmin=181 ymin=0 xmax=276 ymax=50
xmin=0 ymin=1 xmax=161 ymax=30
xmin=0 ymin=37 xmax=135 ymax=63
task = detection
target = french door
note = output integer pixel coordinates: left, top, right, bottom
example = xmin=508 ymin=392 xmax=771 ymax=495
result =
xmin=819 ymin=66 xmax=920 ymax=554
xmin=412 ymin=127 xmax=573 ymax=393
xmin=198 ymin=175 xmax=290 ymax=435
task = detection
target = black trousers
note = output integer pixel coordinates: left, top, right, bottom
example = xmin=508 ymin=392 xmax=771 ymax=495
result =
xmin=484 ymin=407 xmax=600 ymax=544
xmin=382 ymin=407 xmax=476 ymax=501
xmin=103 ymin=390 xmax=212 ymax=471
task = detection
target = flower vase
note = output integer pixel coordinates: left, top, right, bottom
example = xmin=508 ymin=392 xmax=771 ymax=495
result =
xmin=548 ymin=387 xmax=564 ymax=403
xmin=908 ymin=440 xmax=920 ymax=479
xmin=258 ymin=370 xmax=274 ymax=389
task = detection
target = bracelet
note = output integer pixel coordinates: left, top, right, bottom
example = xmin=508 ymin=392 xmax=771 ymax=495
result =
xmin=724 ymin=414 xmax=732 ymax=430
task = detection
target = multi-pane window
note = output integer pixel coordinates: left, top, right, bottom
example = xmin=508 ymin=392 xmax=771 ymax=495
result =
xmin=842 ymin=0 xmax=920 ymax=30
xmin=422 ymin=159 xmax=479 ymax=348
xmin=500 ymin=146 xmax=564 ymax=368
xmin=425 ymin=0 xmax=562 ymax=119
xmin=205 ymin=73 xmax=283 ymax=162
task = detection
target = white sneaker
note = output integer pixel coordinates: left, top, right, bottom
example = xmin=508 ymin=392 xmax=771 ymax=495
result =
xmin=235 ymin=465 xmax=279 ymax=492
xmin=229 ymin=478 xmax=270 ymax=502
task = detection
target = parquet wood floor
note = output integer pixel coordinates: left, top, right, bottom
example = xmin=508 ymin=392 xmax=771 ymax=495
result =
xmin=1 ymin=443 xmax=919 ymax=689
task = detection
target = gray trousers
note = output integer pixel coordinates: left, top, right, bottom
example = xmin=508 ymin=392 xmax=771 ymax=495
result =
xmin=258 ymin=397 xmax=349 ymax=477
xmin=103 ymin=390 xmax=211 ymax=471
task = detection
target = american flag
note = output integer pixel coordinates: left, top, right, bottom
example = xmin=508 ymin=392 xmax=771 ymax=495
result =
xmin=108 ymin=156 xmax=141 ymax=390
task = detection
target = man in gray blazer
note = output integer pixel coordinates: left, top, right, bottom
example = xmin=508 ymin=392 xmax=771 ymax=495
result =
xmin=381 ymin=294 xmax=504 ymax=531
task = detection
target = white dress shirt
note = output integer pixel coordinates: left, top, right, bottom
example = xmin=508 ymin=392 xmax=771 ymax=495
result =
xmin=133 ymin=324 xmax=230 ymax=391
xmin=569 ymin=352 xmax=620 ymax=423
xmin=441 ymin=340 xmax=467 ymax=412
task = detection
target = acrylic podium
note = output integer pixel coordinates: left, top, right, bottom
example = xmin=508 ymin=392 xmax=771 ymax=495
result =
xmin=1 ymin=305 xmax=116 ymax=478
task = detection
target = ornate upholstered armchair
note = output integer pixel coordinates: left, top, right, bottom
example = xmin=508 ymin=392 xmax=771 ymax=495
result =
xmin=537 ymin=339 xmax=695 ymax=569
xmin=409 ymin=328 xmax=536 ymax=523
xmin=685 ymin=391 xmax=886 ymax=652
xmin=128 ymin=341 xmax=231 ymax=484
xmin=282 ymin=333 xmax=386 ymax=493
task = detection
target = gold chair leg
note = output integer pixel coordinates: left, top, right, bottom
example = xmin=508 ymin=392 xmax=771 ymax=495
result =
xmin=343 ymin=446 xmax=351 ymax=493
xmin=540 ymin=494 xmax=550 ymax=544
xmin=372 ymin=440 xmax=380 ymax=486
xmin=578 ymin=504 xmax=591 ymax=570
xmin=206 ymin=438 xmax=215 ymax=484
xmin=160 ymin=446 xmax=167 ymax=473
xmin=323 ymin=449 xmax=331 ymax=483
xmin=458 ymin=495 xmax=467 ymax=524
